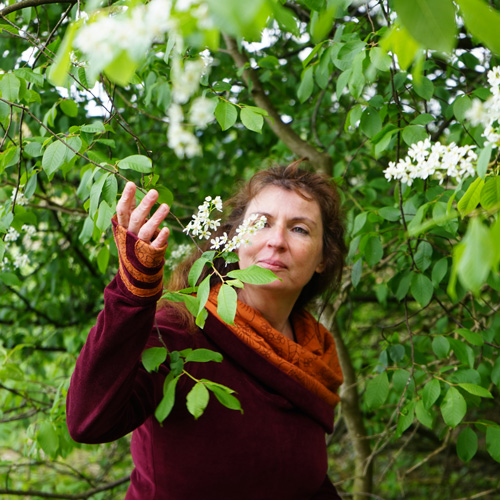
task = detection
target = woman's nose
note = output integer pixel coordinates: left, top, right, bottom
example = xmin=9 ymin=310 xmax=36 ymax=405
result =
xmin=265 ymin=225 xmax=286 ymax=249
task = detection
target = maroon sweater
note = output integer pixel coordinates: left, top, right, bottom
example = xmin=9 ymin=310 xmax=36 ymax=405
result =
xmin=66 ymin=225 xmax=341 ymax=499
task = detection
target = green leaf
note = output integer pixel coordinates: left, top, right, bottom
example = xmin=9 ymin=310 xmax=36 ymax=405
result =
xmin=393 ymin=0 xmax=457 ymax=52
xmin=217 ymin=283 xmax=238 ymax=325
xmin=360 ymin=107 xmax=382 ymax=138
xmin=396 ymin=400 xmax=415 ymax=437
xmin=369 ymin=46 xmax=392 ymax=72
xmin=155 ymin=373 xmax=179 ymax=423
xmin=196 ymin=275 xmax=211 ymax=316
xmin=422 ymin=378 xmax=441 ymax=409
xmin=440 ymin=386 xmax=467 ymax=428
xmin=89 ymin=173 xmax=109 ymax=218
xmin=118 ymin=155 xmax=153 ymax=173
xmin=456 ymin=0 xmax=500 ymax=57
xmin=402 ymin=125 xmax=428 ymax=146
xmin=456 ymin=217 xmax=495 ymax=294
xmin=0 ymin=272 xmax=22 ymax=287
xmin=351 ymin=258 xmax=362 ymax=288
xmin=37 ymin=421 xmax=59 ymax=458
xmin=457 ymin=383 xmax=493 ymax=399
xmin=184 ymin=348 xmax=223 ymax=363
xmin=81 ymin=122 xmax=106 ymax=134
xmin=42 ymin=140 xmax=67 ymax=179
xmin=365 ymin=372 xmax=389 ymax=410
xmin=456 ymin=329 xmax=484 ymax=347
xmin=491 ymin=357 xmax=500 ymax=387
xmin=96 ymin=200 xmax=113 ymax=232
xmin=486 ymin=425 xmax=500 ymax=462
xmin=432 ymin=257 xmax=448 ymax=286
xmin=297 ymin=66 xmax=314 ymax=103
xmin=207 ymin=383 xmax=243 ymax=413
xmin=105 ymin=50 xmax=138 ymax=87
xmin=48 ymin=21 xmax=78 ymax=86
xmin=240 ymin=107 xmax=264 ymax=133
xmin=458 ymin=177 xmax=484 ymax=216
xmin=156 ymin=185 xmax=174 ymax=206
xmin=188 ymin=255 xmax=211 ymax=287
xmin=457 ymin=427 xmax=478 ymax=462
xmin=410 ymin=272 xmax=433 ymax=307
xmin=363 ymin=235 xmax=383 ymax=267
xmin=414 ymin=241 xmax=433 ymax=271
xmin=101 ymin=175 xmax=118 ymax=206
xmin=227 ymin=265 xmax=278 ymax=285
xmin=142 ymin=347 xmax=168 ymax=373
xmin=415 ymin=400 xmax=434 ymax=429
xmin=60 ymin=99 xmax=78 ymax=117
xmin=0 ymin=73 xmax=21 ymax=101
xmin=413 ymin=76 xmax=434 ymax=100
xmin=215 ymin=100 xmax=238 ymax=131
xmin=186 ymin=382 xmax=210 ymax=419
xmin=378 ymin=207 xmax=401 ymax=221
xmin=480 ymin=176 xmax=500 ymax=210
xmin=453 ymin=95 xmax=471 ymax=122
xmin=432 ymin=336 xmax=450 ymax=359
xmin=96 ymin=245 xmax=109 ymax=274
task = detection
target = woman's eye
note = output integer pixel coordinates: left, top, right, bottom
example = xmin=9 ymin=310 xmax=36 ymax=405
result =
xmin=292 ymin=226 xmax=309 ymax=235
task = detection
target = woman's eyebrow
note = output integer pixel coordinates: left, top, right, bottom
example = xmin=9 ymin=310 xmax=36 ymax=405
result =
xmin=250 ymin=212 xmax=317 ymax=227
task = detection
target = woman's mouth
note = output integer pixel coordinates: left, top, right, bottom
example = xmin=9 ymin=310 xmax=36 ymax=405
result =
xmin=258 ymin=259 xmax=287 ymax=271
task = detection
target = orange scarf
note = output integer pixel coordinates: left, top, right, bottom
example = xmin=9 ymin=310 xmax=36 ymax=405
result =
xmin=205 ymin=285 xmax=343 ymax=408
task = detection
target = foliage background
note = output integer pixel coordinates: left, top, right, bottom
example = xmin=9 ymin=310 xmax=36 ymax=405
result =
xmin=0 ymin=0 xmax=500 ymax=498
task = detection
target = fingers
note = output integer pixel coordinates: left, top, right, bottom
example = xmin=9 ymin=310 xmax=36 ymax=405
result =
xmin=116 ymin=182 xmax=136 ymax=228
xmin=151 ymin=226 xmax=170 ymax=250
xmin=137 ymin=203 xmax=170 ymax=243
xmin=128 ymin=189 xmax=159 ymax=235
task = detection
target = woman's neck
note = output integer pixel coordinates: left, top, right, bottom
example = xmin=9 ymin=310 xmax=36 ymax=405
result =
xmin=237 ymin=286 xmax=297 ymax=339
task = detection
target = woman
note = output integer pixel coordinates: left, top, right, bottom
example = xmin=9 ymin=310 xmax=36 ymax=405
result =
xmin=67 ymin=162 xmax=346 ymax=499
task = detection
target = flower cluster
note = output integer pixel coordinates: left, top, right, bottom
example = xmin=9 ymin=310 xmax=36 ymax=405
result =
xmin=182 ymin=196 xmax=266 ymax=253
xmin=1 ymin=224 xmax=37 ymax=271
xmin=165 ymin=243 xmax=193 ymax=269
xmin=384 ymin=138 xmax=477 ymax=185
xmin=465 ymin=66 xmax=500 ymax=147
xmin=73 ymin=0 xmax=174 ymax=80
xmin=11 ymin=186 xmax=29 ymax=206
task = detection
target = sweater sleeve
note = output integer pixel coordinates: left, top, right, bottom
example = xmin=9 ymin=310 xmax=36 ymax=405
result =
xmin=66 ymin=217 xmax=168 ymax=444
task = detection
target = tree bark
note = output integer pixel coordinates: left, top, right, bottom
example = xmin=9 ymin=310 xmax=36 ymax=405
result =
xmin=325 ymin=303 xmax=373 ymax=500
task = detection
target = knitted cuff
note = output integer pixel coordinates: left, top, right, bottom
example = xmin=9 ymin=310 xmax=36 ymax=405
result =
xmin=111 ymin=215 xmax=167 ymax=301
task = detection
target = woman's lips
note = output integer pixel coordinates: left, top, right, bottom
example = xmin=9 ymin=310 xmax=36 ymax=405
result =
xmin=258 ymin=259 xmax=287 ymax=271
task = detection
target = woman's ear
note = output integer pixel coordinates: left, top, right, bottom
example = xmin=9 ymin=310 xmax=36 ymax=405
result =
xmin=315 ymin=260 xmax=325 ymax=274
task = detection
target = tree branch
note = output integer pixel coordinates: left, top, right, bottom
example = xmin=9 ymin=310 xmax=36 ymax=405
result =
xmin=0 ymin=475 xmax=130 ymax=499
xmin=222 ymin=34 xmax=333 ymax=173
xmin=0 ymin=0 xmax=76 ymax=17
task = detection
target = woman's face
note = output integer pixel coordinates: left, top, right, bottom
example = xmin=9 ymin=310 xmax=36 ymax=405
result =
xmin=237 ymin=185 xmax=325 ymax=303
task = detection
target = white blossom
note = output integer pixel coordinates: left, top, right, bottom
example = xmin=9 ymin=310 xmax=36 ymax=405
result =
xmin=11 ymin=187 xmax=29 ymax=206
xmin=22 ymin=225 xmax=37 ymax=237
xmin=172 ymin=58 xmax=205 ymax=104
xmin=189 ymin=97 xmax=216 ymax=128
xmin=13 ymin=253 xmax=30 ymax=269
xmin=5 ymin=227 xmax=20 ymax=242
xmin=167 ymin=123 xmax=201 ymax=158
xmin=165 ymin=243 xmax=192 ymax=269
xmin=384 ymin=139 xmax=477 ymax=185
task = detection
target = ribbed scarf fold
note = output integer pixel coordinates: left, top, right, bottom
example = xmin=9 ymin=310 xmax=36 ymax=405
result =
xmin=205 ymin=285 xmax=343 ymax=408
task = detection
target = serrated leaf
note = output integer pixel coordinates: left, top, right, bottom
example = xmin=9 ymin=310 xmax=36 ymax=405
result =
xmin=81 ymin=121 xmax=106 ymax=133
xmin=457 ymin=177 xmax=484 ymax=216
xmin=365 ymin=372 xmax=389 ymax=410
xmin=227 ymin=265 xmax=278 ymax=285
xmin=440 ymin=386 xmax=467 ymax=428
xmin=37 ymin=421 xmax=59 ymax=458
xmin=207 ymin=383 xmax=243 ymax=413
xmin=415 ymin=400 xmax=434 ymax=428
xmin=217 ymin=283 xmax=238 ymax=325
xmin=96 ymin=200 xmax=113 ymax=232
xmin=410 ymin=272 xmax=433 ymax=307
xmin=476 ymin=144 xmax=492 ymax=179
xmin=60 ymin=99 xmax=78 ymax=117
xmin=456 ymin=329 xmax=484 ymax=347
xmin=393 ymin=0 xmax=457 ymax=53
xmin=486 ymin=425 xmax=500 ymax=462
xmin=297 ymin=66 xmax=314 ymax=103
xmin=142 ymin=347 xmax=168 ymax=373
xmin=186 ymin=382 xmax=210 ymax=419
xmin=196 ymin=276 xmax=211 ymax=316
xmin=457 ymin=383 xmax=493 ymax=398
xmin=422 ymin=379 xmax=441 ymax=410
xmin=0 ymin=73 xmax=21 ymax=101
xmin=396 ymin=400 xmax=415 ymax=437
xmin=155 ymin=373 xmax=179 ymax=423
xmin=240 ymin=107 xmax=264 ymax=133
xmin=480 ymin=176 xmax=500 ymax=210
xmin=457 ymin=427 xmax=478 ymax=462
xmin=184 ymin=348 xmax=223 ymax=363
xmin=42 ymin=140 xmax=67 ymax=179
xmin=215 ymin=100 xmax=238 ymax=131
xmin=432 ymin=336 xmax=450 ymax=359
xmin=118 ymin=155 xmax=153 ymax=173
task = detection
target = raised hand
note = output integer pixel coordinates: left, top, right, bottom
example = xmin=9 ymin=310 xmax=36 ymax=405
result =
xmin=116 ymin=182 xmax=170 ymax=250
